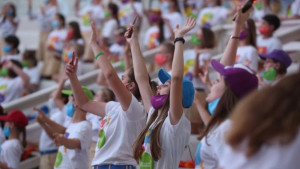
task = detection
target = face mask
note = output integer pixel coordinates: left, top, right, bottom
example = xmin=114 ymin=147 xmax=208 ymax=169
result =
xmin=154 ymin=54 xmax=167 ymax=66
xmin=122 ymin=0 xmax=129 ymax=3
xmin=104 ymin=11 xmax=110 ymax=19
xmin=263 ymin=67 xmax=277 ymax=81
xmin=66 ymin=31 xmax=74 ymax=39
xmin=239 ymin=30 xmax=248 ymax=40
xmin=6 ymin=8 xmax=13 ymax=17
xmin=0 ymin=68 xmax=9 ymax=77
xmin=68 ymin=51 xmax=73 ymax=59
xmin=151 ymin=94 xmax=168 ymax=110
xmin=117 ymin=38 xmax=125 ymax=46
xmin=3 ymin=45 xmax=11 ymax=53
xmin=44 ymin=0 xmax=50 ymax=3
xmin=66 ymin=104 xmax=75 ymax=117
xmin=258 ymin=25 xmax=271 ymax=36
xmin=22 ymin=61 xmax=30 ymax=68
xmin=162 ymin=2 xmax=170 ymax=11
xmin=208 ymin=98 xmax=220 ymax=115
xmin=149 ymin=14 xmax=160 ymax=23
xmin=190 ymin=34 xmax=202 ymax=45
xmin=48 ymin=98 xmax=57 ymax=109
xmin=52 ymin=20 xmax=59 ymax=28
xmin=3 ymin=126 xmax=11 ymax=138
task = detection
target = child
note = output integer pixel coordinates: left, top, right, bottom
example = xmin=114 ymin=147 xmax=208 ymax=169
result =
xmin=35 ymin=87 xmax=93 ymax=169
xmin=0 ymin=35 xmax=20 ymax=62
xmin=219 ymin=71 xmax=300 ymax=169
xmin=22 ymin=50 xmax=40 ymax=93
xmin=236 ymin=19 xmax=259 ymax=71
xmin=0 ymin=3 xmax=19 ymax=58
xmin=127 ymin=17 xmax=196 ymax=168
xmin=0 ymin=60 xmax=30 ymax=104
xmin=118 ymin=0 xmax=143 ymax=27
xmin=101 ymin=3 xmax=119 ymax=47
xmin=154 ymin=42 xmax=175 ymax=74
xmin=41 ymin=13 xmax=67 ymax=79
xmin=258 ymin=49 xmax=292 ymax=86
xmin=27 ymin=0 xmax=58 ymax=61
xmin=0 ymin=110 xmax=28 ymax=169
xmin=257 ymin=14 xmax=282 ymax=55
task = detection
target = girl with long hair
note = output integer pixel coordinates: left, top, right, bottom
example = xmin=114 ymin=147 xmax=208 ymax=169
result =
xmin=126 ymin=17 xmax=196 ymax=168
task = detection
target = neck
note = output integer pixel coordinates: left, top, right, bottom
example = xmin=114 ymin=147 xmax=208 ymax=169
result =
xmin=72 ymin=110 xmax=86 ymax=123
xmin=262 ymin=34 xmax=272 ymax=39
xmin=169 ymin=7 xmax=176 ymax=13
xmin=163 ymin=62 xmax=172 ymax=72
xmin=239 ymin=40 xmax=248 ymax=46
xmin=9 ymin=130 xmax=19 ymax=140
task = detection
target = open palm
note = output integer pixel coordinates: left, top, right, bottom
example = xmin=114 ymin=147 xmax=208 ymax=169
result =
xmin=174 ymin=17 xmax=196 ymax=37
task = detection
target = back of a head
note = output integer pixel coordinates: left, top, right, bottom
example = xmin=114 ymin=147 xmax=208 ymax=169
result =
xmin=202 ymin=27 xmax=215 ymax=48
xmin=161 ymin=42 xmax=175 ymax=57
xmin=23 ymin=50 xmax=37 ymax=66
xmin=263 ymin=14 xmax=281 ymax=31
xmin=5 ymin=35 xmax=20 ymax=49
xmin=227 ymin=71 xmax=300 ymax=157
xmin=56 ymin=13 xmax=65 ymax=27
xmin=246 ymin=18 xmax=257 ymax=48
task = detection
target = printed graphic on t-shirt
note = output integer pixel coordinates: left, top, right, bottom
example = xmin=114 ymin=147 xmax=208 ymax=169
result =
xmin=235 ymin=55 xmax=240 ymax=62
xmin=54 ymin=151 xmax=63 ymax=168
xmin=82 ymin=13 xmax=90 ymax=26
xmin=62 ymin=48 xmax=72 ymax=63
xmin=257 ymin=46 xmax=267 ymax=54
xmin=97 ymin=114 xmax=112 ymax=149
xmin=119 ymin=7 xmax=131 ymax=26
xmin=140 ymin=129 xmax=154 ymax=169
xmin=48 ymin=36 xmax=59 ymax=51
xmin=147 ymin=32 xmax=159 ymax=49
xmin=201 ymin=13 xmax=213 ymax=25
xmin=0 ymin=84 xmax=7 ymax=103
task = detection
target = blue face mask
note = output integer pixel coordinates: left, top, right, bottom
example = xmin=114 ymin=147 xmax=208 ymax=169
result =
xmin=3 ymin=126 xmax=11 ymax=138
xmin=6 ymin=8 xmax=13 ymax=17
xmin=162 ymin=2 xmax=169 ymax=11
xmin=3 ymin=45 xmax=11 ymax=53
xmin=66 ymin=104 xmax=75 ymax=117
xmin=208 ymin=98 xmax=220 ymax=115
xmin=52 ymin=20 xmax=59 ymax=28
xmin=44 ymin=0 xmax=50 ymax=3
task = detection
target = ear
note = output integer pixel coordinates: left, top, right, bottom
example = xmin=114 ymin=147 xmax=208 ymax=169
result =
xmin=128 ymin=81 xmax=136 ymax=92
xmin=270 ymin=25 xmax=275 ymax=32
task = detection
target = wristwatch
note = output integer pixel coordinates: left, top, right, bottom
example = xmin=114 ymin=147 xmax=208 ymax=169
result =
xmin=174 ymin=37 xmax=185 ymax=44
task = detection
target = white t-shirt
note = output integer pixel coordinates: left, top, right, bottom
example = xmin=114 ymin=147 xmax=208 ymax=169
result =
xmin=291 ymin=0 xmax=300 ymax=16
xmin=0 ymin=128 xmax=5 ymax=146
xmin=23 ymin=66 xmax=40 ymax=85
xmin=47 ymin=29 xmax=68 ymax=52
xmin=141 ymin=107 xmax=190 ymax=169
xmin=143 ymin=26 xmax=160 ymax=50
xmin=54 ymin=120 xmax=92 ymax=169
xmin=0 ymin=54 xmax=21 ymax=62
xmin=38 ymin=5 xmax=58 ymax=31
xmin=118 ymin=2 xmax=143 ymax=27
xmin=0 ymin=17 xmax=19 ymax=38
xmin=91 ymin=95 xmax=146 ymax=166
xmin=163 ymin=12 xmax=183 ymax=40
xmin=39 ymin=108 xmax=65 ymax=151
xmin=79 ymin=4 xmax=104 ymax=31
xmin=86 ymin=113 xmax=102 ymax=142
xmin=101 ymin=19 xmax=118 ymax=45
xmin=219 ymin=127 xmax=300 ymax=169
xmin=0 ymin=139 xmax=23 ymax=169
xmin=236 ymin=46 xmax=259 ymax=72
xmin=198 ymin=120 xmax=231 ymax=169
xmin=252 ymin=5 xmax=271 ymax=21
xmin=0 ymin=77 xmax=24 ymax=104
xmin=196 ymin=6 xmax=228 ymax=28
xmin=257 ymin=36 xmax=282 ymax=54
xmin=109 ymin=43 xmax=124 ymax=58
xmin=183 ymin=49 xmax=211 ymax=89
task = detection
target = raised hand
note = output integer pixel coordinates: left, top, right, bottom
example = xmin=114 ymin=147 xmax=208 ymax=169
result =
xmin=234 ymin=4 xmax=254 ymax=26
xmin=65 ymin=52 xmax=78 ymax=79
xmin=2 ymin=60 xmax=14 ymax=69
xmin=33 ymin=107 xmax=46 ymax=124
xmin=198 ymin=66 xmax=211 ymax=88
xmin=89 ymin=21 xmax=98 ymax=44
xmin=174 ymin=17 xmax=196 ymax=37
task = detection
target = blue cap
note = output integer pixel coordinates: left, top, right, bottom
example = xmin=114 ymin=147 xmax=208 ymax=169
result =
xmin=158 ymin=68 xmax=194 ymax=108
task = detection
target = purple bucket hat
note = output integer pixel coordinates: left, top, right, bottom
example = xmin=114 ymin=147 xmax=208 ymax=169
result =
xmin=211 ymin=60 xmax=258 ymax=98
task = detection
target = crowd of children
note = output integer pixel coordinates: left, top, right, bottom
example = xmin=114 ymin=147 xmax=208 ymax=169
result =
xmin=0 ymin=0 xmax=300 ymax=169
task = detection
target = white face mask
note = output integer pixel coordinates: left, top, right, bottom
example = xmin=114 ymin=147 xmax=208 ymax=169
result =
xmin=47 ymin=98 xmax=57 ymax=110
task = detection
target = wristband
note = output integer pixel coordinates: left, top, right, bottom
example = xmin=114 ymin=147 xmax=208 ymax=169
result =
xmin=95 ymin=52 xmax=104 ymax=59
xmin=174 ymin=37 xmax=185 ymax=44
xmin=230 ymin=35 xmax=240 ymax=39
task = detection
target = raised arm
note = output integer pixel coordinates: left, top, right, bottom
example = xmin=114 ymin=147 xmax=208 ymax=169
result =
xmin=52 ymin=74 xmax=67 ymax=110
xmin=170 ymin=17 xmax=196 ymax=125
xmin=125 ymin=24 xmax=153 ymax=112
xmin=3 ymin=60 xmax=29 ymax=87
xmin=220 ymin=6 xmax=253 ymax=66
xmin=90 ymin=21 xmax=132 ymax=111
xmin=65 ymin=54 xmax=106 ymax=117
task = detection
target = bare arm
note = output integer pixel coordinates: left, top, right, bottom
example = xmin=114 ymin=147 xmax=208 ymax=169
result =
xmin=53 ymin=74 xmax=67 ymax=110
xmin=90 ymin=22 xmax=132 ymax=111
xmin=194 ymin=92 xmax=211 ymax=125
xmin=170 ymin=17 xmax=196 ymax=125
xmin=65 ymin=55 xmax=106 ymax=117
xmin=125 ymin=25 xmax=153 ymax=113
xmin=220 ymin=6 xmax=254 ymax=66
xmin=54 ymin=133 xmax=81 ymax=149
xmin=0 ymin=162 xmax=10 ymax=169
xmin=4 ymin=61 xmax=29 ymax=87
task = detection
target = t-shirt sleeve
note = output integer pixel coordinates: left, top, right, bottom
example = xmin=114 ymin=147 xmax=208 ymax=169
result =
xmin=123 ymin=95 xmax=146 ymax=122
xmin=73 ymin=122 xmax=92 ymax=151
xmin=164 ymin=111 xmax=191 ymax=134
xmin=102 ymin=21 xmax=116 ymax=38
xmin=105 ymin=101 xmax=119 ymax=116
xmin=30 ymin=67 xmax=41 ymax=84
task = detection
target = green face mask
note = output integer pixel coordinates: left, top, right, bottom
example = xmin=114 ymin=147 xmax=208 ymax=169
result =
xmin=104 ymin=11 xmax=110 ymax=19
xmin=0 ymin=68 xmax=9 ymax=77
xmin=255 ymin=3 xmax=263 ymax=10
xmin=190 ymin=34 xmax=202 ymax=45
xmin=22 ymin=61 xmax=30 ymax=68
xmin=263 ymin=67 xmax=277 ymax=81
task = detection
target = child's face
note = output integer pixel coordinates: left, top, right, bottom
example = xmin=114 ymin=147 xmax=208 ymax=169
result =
xmin=156 ymin=81 xmax=171 ymax=95
xmin=264 ymin=58 xmax=280 ymax=71
xmin=206 ymin=74 xmax=226 ymax=102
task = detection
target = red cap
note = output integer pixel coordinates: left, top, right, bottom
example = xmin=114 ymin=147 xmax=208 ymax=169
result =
xmin=0 ymin=110 xmax=28 ymax=128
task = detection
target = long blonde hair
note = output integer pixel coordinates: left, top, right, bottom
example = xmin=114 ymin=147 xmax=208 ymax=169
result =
xmin=133 ymin=94 xmax=170 ymax=162
xmin=226 ymin=72 xmax=300 ymax=157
